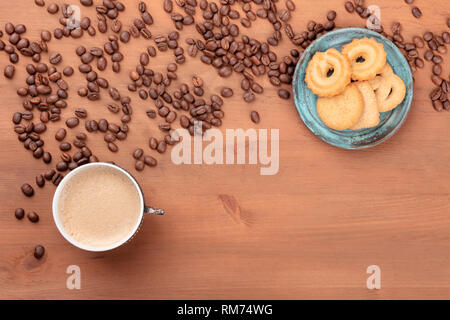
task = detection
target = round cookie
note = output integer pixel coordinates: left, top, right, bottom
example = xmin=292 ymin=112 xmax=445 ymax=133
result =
xmin=305 ymin=48 xmax=352 ymax=97
xmin=350 ymin=81 xmax=380 ymax=130
xmin=342 ymin=37 xmax=387 ymax=81
xmin=317 ymin=83 xmax=364 ymax=130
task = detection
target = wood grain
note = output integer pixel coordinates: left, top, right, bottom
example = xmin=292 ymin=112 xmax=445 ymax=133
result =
xmin=0 ymin=0 xmax=449 ymax=300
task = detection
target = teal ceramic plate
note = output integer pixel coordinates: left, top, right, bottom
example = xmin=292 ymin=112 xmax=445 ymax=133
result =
xmin=292 ymin=28 xmax=413 ymax=149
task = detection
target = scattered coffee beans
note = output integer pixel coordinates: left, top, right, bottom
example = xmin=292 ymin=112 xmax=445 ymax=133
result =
xmin=27 ymin=211 xmax=39 ymax=223
xmin=221 ymin=87 xmax=233 ymax=98
xmin=250 ymin=111 xmax=260 ymax=124
xmin=15 ymin=208 xmax=25 ymax=220
xmin=4 ymin=65 xmax=15 ymax=78
xmin=21 ymin=183 xmax=34 ymax=197
xmin=34 ymin=245 xmax=45 ymax=259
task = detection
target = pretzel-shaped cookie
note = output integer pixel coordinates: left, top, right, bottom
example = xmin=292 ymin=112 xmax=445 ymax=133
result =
xmin=305 ymin=48 xmax=352 ymax=97
xmin=342 ymin=37 xmax=387 ymax=81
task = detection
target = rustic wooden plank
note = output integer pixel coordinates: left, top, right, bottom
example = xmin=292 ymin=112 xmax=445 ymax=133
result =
xmin=0 ymin=0 xmax=449 ymax=299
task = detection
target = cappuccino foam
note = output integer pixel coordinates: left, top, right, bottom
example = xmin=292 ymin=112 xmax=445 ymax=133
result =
xmin=58 ymin=165 xmax=141 ymax=248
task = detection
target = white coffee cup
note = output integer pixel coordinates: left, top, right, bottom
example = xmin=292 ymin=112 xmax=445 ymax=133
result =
xmin=52 ymin=162 xmax=164 ymax=252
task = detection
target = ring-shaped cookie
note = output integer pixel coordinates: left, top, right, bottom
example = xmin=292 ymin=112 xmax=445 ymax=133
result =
xmin=305 ymin=48 xmax=352 ymax=97
xmin=375 ymin=74 xmax=406 ymax=112
xmin=342 ymin=37 xmax=387 ymax=81
xmin=369 ymin=64 xmax=393 ymax=90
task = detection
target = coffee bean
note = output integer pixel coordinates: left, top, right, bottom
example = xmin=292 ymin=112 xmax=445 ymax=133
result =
xmin=250 ymin=111 xmax=260 ymax=123
xmin=61 ymin=152 xmax=71 ymax=162
xmin=415 ymin=58 xmax=424 ymax=69
xmin=149 ymin=137 xmax=158 ymax=149
xmin=60 ymin=142 xmax=71 ymax=151
xmin=278 ymin=89 xmax=291 ymax=99
xmin=221 ymin=87 xmax=233 ymax=98
xmin=96 ymin=119 xmax=107 ymax=132
xmin=428 ymin=39 xmax=438 ymax=50
xmin=286 ymin=0 xmax=295 ymax=11
xmin=218 ymin=66 xmax=232 ymax=77
xmin=430 ymin=87 xmax=442 ymax=101
xmin=135 ymin=160 xmax=145 ymax=171
xmin=21 ymin=183 xmax=34 ymax=197
xmin=104 ymin=132 xmax=116 ymax=143
xmin=251 ymin=82 xmax=264 ymax=94
xmin=433 ymin=64 xmax=442 ymax=76
xmin=121 ymin=114 xmax=131 ymax=123
xmin=55 ymin=128 xmax=66 ymax=141
xmin=166 ymin=111 xmax=177 ymax=123
xmin=243 ymin=91 xmax=255 ymax=103
xmin=432 ymin=55 xmax=443 ymax=64
xmin=133 ymin=148 xmax=144 ymax=159
xmin=192 ymin=75 xmax=203 ymax=87
xmin=55 ymin=161 xmax=67 ymax=172
xmin=164 ymin=0 xmax=173 ymax=13
xmin=33 ymin=123 xmax=47 ymax=134
xmin=17 ymin=87 xmax=28 ymax=96
xmin=15 ymin=208 xmax=25 ymax=220
xmin=145 ymin=109 xmax=156 ymax=119
xmin=279 ymin=9 xmax=290 ymax=22
xmin=327 ymin=10 xmax=337 ymax=21
xmin=441 ymin=81 xmax=450 ymax=94
xmin=412 ymin=36 xmax=424 ymax=48
xmin=432 ymin=75 xmax=443 ymax=86
xmin=43 ymin=152 xmax=52 ymax=164
xmin=144 ymin=155 xmax=157 ymax=167
xmin=157 ymin=141 xmax=167 ymax=153
xmin=120 ymin=31 xmax=131 ymax=43
xmin=12 ymin=112 xmax=22 ymax=124
xmin=36 ymin=174 xmax=45 ymax=188
xmin=411 ymin=7 xmax=422 ymax=19
xmin=4 ymin=65 xmax=15 ymax=78
xmin=108 ymin=142 xmax=118 ymax=152
xmin=27 ymin=211 xmax=39 ymax=223
xmin=46 ymin=2 xmax=59 ymax=14
xmin=433 ymin=100 xmax=443 ymax=111
xmin=437 ymin=45 xmax=447 ymax=54
xmin=80 ymin=0 xmax=93 ymax=6
xmin=44 ymin=169 xmax=55 ymax=180
xmin=241 ymin=78 xmax=250 ymax=91
xmin=66 ymin=117 xmax=79 ymax=128
xmin=345 ymin=2 xmax=354 ymax=13
xmin=40 ymin=30 xmax=52 ymax=42
xmin=62 ymin=66 xmax=74 ymax=76
xmin=108 ymin=123 xmax=120 ymax=134
xmin=52 ymin=173 xmax=63 ymax=186
xmin=424 ymin=50 xmax=434 ymax=61
xmin=34 ymin=245 xmax=45 ymax=259
xmin=49 ymin=52 xmax=62 ymax=65
xmin=74 ymin=108 xmax=87 ymax=119
xmin=423 ymin=32 xmax=433 ymax=42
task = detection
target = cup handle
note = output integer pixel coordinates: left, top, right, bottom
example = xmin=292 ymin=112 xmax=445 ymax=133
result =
xmin=144 ymin=206 xmax=165 ymax=215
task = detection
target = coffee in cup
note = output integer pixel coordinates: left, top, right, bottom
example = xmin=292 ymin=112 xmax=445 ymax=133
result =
xmin=53 ymin=163 xmax=163 ymax=251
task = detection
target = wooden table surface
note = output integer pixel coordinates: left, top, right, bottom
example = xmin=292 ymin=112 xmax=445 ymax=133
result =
xmin=0 ymin=0 xmax=449 ymax=300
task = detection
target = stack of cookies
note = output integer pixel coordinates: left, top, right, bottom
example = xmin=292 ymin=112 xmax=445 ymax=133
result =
xmin=305 ymin=37 xmax=406 ymax=131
